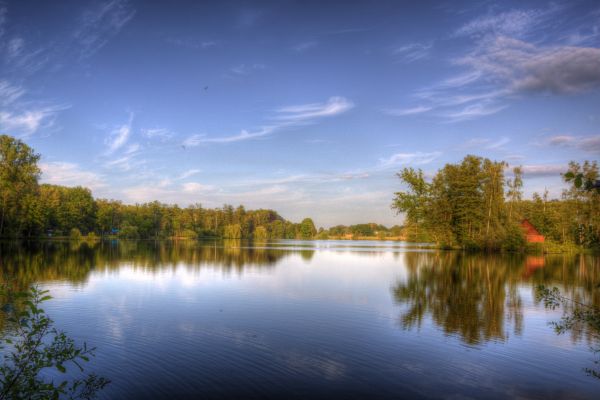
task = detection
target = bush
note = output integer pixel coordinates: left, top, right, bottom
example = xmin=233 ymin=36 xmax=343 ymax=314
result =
xmin=86 ymin=232 xmax=99 ymax=241
xmin=0 ymin=286 xmax=109 ymax=398
xmin=69 ymin=228 xmax=82 ymax=241
xmin=502 ymin=223 xmax=526 ymax=252
xmin=117 ymin=224 xmax=139 ymax=239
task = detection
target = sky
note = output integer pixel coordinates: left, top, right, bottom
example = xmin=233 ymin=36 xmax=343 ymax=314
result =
xmin=1 ymin=0 xmax=599 ymax=227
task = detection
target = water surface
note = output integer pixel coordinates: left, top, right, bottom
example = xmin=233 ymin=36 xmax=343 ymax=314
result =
xmin=0 ymin=240 xmax=598 ymax=399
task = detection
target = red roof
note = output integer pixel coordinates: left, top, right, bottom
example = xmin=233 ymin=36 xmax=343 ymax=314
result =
xmin=521 ymin=219 xmax=545 ymax=243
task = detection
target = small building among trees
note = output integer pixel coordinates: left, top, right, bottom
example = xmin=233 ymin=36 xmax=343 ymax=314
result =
xmin=521 ymin=219 xmax=545 ymax=243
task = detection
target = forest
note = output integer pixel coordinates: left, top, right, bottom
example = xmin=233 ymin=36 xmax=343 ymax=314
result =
xmin=0 ymin=135 xmax=320 ymax=240
xmin=393 ymin=155 xmax=600 ymax=250
xmin=2 ymin=134 xmax=598 ymax=250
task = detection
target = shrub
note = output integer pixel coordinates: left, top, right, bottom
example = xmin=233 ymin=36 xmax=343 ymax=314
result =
xmin=0 ymin=286 xmax=109 ymax=398
xmin=69 ymin=228 xmax=82 ymax=241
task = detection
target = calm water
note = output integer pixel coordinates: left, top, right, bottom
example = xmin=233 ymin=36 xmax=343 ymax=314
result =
xmin=1 ymin=240 xmax=599 ymax=399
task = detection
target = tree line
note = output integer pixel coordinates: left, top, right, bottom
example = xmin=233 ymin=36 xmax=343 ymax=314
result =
xmin=0 ymin=135 xmax=319 ymax=240
xmin=393 ymin=155 xmax=600 ymax=250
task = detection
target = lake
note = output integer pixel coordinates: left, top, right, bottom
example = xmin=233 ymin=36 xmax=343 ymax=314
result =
xmin=0 ymin=240 xmax=599 ymax=399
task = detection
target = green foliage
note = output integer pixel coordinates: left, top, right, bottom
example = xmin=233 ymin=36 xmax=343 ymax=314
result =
xmin=223 ymin=224 xmax=242 ymax=239
xmin=0 ymin=135 xmax=41 ymax=238
xmin=117 ymin=223 xmax=139 ymax=239
xmin=253 ymin=226 xmax=268 ymax=240
xmin=0 ymin=286 xmax=109 ymax=398
xmin=299 ymin=218 xmax=317 ymax=239
xmin=69 ymin=228 xmax=82 ymax=241
xmin=502 ymin=223 xmax=526 ymax=252
xmin=536 ymin=285 xmax=600 ymax=379
xmin=393 ymin=155 xmax=507 ymax=248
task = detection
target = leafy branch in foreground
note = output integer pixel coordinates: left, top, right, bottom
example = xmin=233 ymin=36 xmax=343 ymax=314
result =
xmin=0 ymin=286 xmax=109 ymax=399
xmin=536 ymin=285 xmax=600 ymax=379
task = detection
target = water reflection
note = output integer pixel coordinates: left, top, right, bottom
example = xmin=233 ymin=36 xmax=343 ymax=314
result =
xmin=0 ymin=240 xmax=306 ymax=289
xmin=392 ymin=252 xmax=600 ymax=345
xmin=0 ymin=241 xmax=599 ymax=398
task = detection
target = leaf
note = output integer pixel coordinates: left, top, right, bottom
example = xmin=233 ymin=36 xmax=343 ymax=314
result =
xmin=40 ymin=296 xmax=53 ymax=302
xmin=575 ymin=175 xmax=583 ymax=188
xmin=56 ymin=364 xmax=66 ymax=373
xmin=564 ymin=171 xmax=575 ymax=180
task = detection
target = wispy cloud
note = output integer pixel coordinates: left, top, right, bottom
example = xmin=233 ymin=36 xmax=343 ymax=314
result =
xmin=183 ymin=96 xmax=353 ymax=146
xmin=178 ymin=169 xmax=202 ymax=180
xmin=0 ymin=106 xmax=66 ymax=137
xmin=391 ymin=42 xmax=432 ymax=63
xmin=456 ymin=37 xmax=600 ymax=95
xmin=230 ymin=63 xmax=265 ymax=75
xmin=74 ymin=0 xmax=135 ymax=59
xmin=521 ymin=164 xmax=566 ymax=177
xmin=105 ymin=113 xmax=133 ymax=154
xmin=462 ymin=136 xmax=510 ymax=150
xmin=454 ymin=9 xmax=545 ymax=38
xmin=166 ymin=38 xmax=217 ymax=50
xmin=389 ymin=6 xmax=600 ymax=122
xmin=0 ymin=80 xmax=25 ymax=105
xmin=547 ymin=134 xmax=600 ymax=154
xmin=384 ymin=106 xmax=432 ymax=116
xmin=293 ymin=41 xmax=318 ymax=53
xmin=141 ymin=128 xmax=174 ymax=141
xmin=442 ymin=101 xmax=508 ymax=122
xmin=40 ymin=162 xmax=107 ymax=191
xmin=379 ymin=151 xmax=441 ymax=168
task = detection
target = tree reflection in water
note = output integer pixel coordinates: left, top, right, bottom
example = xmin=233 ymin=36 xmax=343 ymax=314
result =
xmin=0 ymin=239 xmax=309 ymax=329
xmin=392 ymin=252 xmax=600 ymax=346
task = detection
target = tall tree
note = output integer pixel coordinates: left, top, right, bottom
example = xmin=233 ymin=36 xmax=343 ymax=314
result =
xmin=0 ymin=135 xmax=40 ymax=237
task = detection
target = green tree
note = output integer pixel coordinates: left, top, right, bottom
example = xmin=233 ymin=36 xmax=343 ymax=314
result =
xmin=0 ymin=135 xmax=40 ymax=238
xmin=299 ymin=218 xmax=316 ymax=239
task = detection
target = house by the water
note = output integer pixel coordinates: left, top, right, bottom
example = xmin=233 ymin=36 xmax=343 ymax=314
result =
xmin=521 ymin=219 xmax=545 ymax=243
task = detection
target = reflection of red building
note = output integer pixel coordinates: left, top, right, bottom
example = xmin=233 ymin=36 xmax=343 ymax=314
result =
xmin=523 ymin=256 xmax=545 ymax=278
xmin=521 ymin=219 xmax=545 ymax=243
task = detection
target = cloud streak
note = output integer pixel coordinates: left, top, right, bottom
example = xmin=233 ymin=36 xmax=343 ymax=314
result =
xmin=40 ymin=162 xmax=107 ymax=191
xmin=547 ymin=134 xmax=600 ymax=154
xmin=75 ymin=0 xmax=135 ymax=59
xmin=183 ymin=96 xmax=353 ymax=146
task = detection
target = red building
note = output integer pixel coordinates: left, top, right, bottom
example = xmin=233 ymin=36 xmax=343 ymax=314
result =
xmin=521 ymin=219 xmax=545 ymax=243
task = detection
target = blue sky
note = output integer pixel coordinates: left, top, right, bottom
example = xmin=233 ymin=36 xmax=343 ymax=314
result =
xmin=1 ymin=0 xmax=599 ymax=227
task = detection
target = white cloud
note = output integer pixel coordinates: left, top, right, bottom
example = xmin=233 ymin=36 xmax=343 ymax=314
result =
xmin=40 ymin=162 xmax=107 ymax=191
xmin=293 ymin=41 xmax=317 ymax=52
xmin=390 ymin=7 xmax=600 ymax=122
xmin=182 ymin=182 xmax=215 ymax=193
xmin=230 ymin=63 xmax=265 ymax=75
xmin=142 ymin=128 xmax=173 ymax=140
xmin=457 ymin=37 xmax=600 ymax=95
xmin=379 ymin=151 xmax=441 ymax=168
xmin=0 ymin=80 xmax=25 ymax=105
xmin=183 ymin=96 xmax=353 ymax=146
xmin=462 ymin=136 xmax=510 ymax=150
xmin=6 ymin=37 xmax=24 ymax=60
xmin=385 ymin=106 xmax=432 ymax=116
xmin=178 ymin=169 xmax=202 ymax=180
xmin=521 ymin=164 xmax=566 ymax=177
xmin=275 ymin=96 xmax=354 ymax=122
xmin=0 ymin=107 xmax=63 ymax=137
xmin=442 ymin=101 xmax=507 ymax=122
xmin=547 ymin=134 xmax=600 ymax=154
xmin=455 ymin=9 xmax=544 ymax=38
xmin=105 ymin=113 xmax=133 ymax=153
xmin=75 ymin=0 xmax=135 ymax=59
xmin=391 ymin=42 xmax=432 ymax=63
